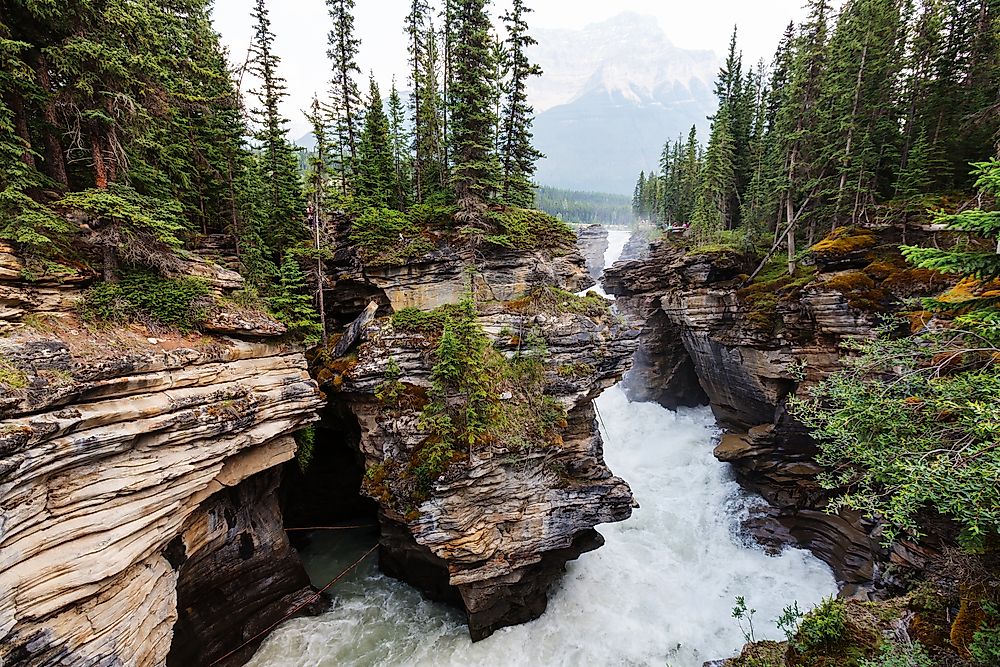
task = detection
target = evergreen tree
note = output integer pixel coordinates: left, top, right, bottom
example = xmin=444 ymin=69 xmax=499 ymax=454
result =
xmin=903 ymin=159 xmax=1000 ymax=283
xmin=356 ymin=75 xmax=397 ymax=208
xmin=388 ymin=80 xmax=413 ymax=210
xmin=269 ymin=252 xmax=323 ymax=341
xmin=633 ymin=171 xmax=646 ymax=218
xmin=326 ymin=0 xmax=363 ymax=187
xmin=248 ymin=0 xmax=304 ymax=258
xmin=406 ymin=0 xmax=433 ymax=201
xmin=499 ymin=0 xmax=544 ymax=208
xmin=449 ymin=0 xmax=502 ymax=218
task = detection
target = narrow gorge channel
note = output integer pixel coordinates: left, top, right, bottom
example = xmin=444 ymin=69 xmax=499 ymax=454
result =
xmin=248 ymin=231 xmax=837 ymax=667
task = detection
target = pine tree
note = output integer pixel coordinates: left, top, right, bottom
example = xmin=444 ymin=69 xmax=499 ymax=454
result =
xmin=356 ymin=75 xmax=397 ymax=208
xmin=248 ymin=0 xmax=304 ymax=258
xmin=326 ymin=0 xmax=363 ymax=187
xmin=406 ymin=0 xmax=433 ymax=202
xmin=269 ymin=252 xmax=323 ymax=341
xmin=499 ymin=0 xmax=544 ymax=208
xmin=449 ymin=0 xmax=502 ymax=218
xmin=388 ymin=80 xmax=413 ymax=210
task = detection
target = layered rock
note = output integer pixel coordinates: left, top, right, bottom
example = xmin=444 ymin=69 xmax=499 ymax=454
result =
xmin=576 ymin=224 xmax=609 ymax=281
xmin=323 ymin=239 xmax=593 ymax=324
xmin=603 ymin=230 xmax=953 ymax=593
xmin=316 ymin=241 xmax=639 ymax=640
xmin=0 ymin=254 xmax=324 ymax=665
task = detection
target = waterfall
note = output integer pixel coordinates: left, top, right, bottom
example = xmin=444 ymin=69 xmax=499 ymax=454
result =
xmin=248 ymin=227 xmax=836 ymax=667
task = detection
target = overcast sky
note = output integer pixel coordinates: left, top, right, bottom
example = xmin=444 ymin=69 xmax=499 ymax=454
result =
xmin=211 ymin=0 xmax=817 ymax=138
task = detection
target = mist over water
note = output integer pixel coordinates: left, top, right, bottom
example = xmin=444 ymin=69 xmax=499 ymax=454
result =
xmin=248 ymin=229 xmax=837 ymax=667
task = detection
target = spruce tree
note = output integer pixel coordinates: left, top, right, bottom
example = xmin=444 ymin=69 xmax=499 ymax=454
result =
xmin=449 ymin=0 xmax=502 ymax=218
xmin=326 ymin=0 xmax=363 ymax=187
xmin=248 ymin=0 xmax=304 ymax=259
xmin=388 ymin=81 xmax=413 ymax=210
xmin=499 ymin=0 xmax=544 ymax=208
xmin=406 ymin=0 xmax=433 ymax=201
xmin=356 ymin=75 xmax=397 ymax=208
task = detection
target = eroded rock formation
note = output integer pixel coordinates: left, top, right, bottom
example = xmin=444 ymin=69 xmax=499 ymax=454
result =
xmin=0 ymin=250 xmax=324 ymax=666
xmin=576 ymin=224 xmax=610 ymax=281
xmin=315 ymin=238 xmax=639 ymax=640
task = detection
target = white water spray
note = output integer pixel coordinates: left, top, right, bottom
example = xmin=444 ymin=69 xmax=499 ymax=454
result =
xmin=248 ymin=228 xmax=837 ymax=667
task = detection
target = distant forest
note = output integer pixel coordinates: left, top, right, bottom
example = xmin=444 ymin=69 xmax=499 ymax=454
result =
xmin=535 ymin=186 xmax=635 ymax=226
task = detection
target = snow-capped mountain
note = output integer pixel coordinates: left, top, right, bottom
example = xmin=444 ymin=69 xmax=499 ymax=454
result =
xmin=528 ymin=13 xmax=719 ymax=194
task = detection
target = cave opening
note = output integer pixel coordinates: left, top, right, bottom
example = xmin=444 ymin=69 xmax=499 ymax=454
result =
xmin=279 ymin=397 xmax=381 ymax=574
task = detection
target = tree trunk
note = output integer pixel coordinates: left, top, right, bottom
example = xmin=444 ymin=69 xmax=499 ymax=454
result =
xmin=7 ymin=91 xmax=36 ymax=169
xmin=92 ymin=133 xmax=108 ymax=189
xmin=835 ymin=41 xmax=868 ymax=231
xmin=786 ymin=194 xmax=797 ymax=276
xmin=34 ymin=53 xmax=69 ymax=187
xmin=101 ymin=241 xmax=118 ymax=282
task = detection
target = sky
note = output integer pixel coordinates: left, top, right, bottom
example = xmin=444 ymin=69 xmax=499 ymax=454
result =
xmin=211 ymin=0 xmax=816 ymax=138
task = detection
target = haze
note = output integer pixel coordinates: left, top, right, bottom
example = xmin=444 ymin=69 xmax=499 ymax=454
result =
xmin=211 ymin=0 xmax=818 ymax=139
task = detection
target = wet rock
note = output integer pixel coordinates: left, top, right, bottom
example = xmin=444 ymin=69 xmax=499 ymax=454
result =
xmin=576 ymin=224 xmax=609 ymax=281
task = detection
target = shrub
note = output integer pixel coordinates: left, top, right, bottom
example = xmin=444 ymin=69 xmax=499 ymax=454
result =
xmin=790 ymin=320 xmax=1000 ymax=544
xmin=970 ymin=603 xmax=1000 ymax=666
xmin=859 ymin=641 xmax=933 ymax=667
xmin=794 ymin=596 xmax=847 ymax=652
xmin=81 ymin=271 xmax=211 ymax=331
xmin=482 ymin=208 xmax=575 ymax=250
xmin=294 ymin=426 xmax=316 ymax=473
xmin=350 ymin=206 xmax=433 ymax=266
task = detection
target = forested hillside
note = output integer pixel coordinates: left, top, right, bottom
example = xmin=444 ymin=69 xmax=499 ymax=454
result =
xmin=0 ymin=0 xmax=556 ymax=342
xmin=631 ymin=0 xmax=998 ymax=257
xmin=535 ymin=186 xmax=634 ymax=226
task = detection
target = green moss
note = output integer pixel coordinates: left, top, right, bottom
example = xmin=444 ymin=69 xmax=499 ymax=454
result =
xmin=822 ymin=272 xmax=887 ymax=311
xmin=482 ymin=207 xmax=576 ymax=251
xmin=350 ymin=206 xmax=434 ymax=266
xmin=558 ymin=362 xmax=596 ymax=378
xmin=0 ymin=357 xmax=28 ymax=390
xmin=390 ymin=305 xmax=461 ymax=335
xmin=506 ymin=286 xmax=612 ymax=318
xmin=737 ymin=257 xmax=818 ymax=331
xmin=80 ymin=271 xmax=212 ymax=331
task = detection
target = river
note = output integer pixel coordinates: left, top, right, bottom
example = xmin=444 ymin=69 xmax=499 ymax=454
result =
xmin=248 ymin=229 xmax=837 ymax=667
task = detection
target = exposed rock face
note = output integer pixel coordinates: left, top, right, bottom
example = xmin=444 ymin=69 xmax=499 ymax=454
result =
xmin=167 ymin=469 xmax=319 ymax=667
xmin=576 ymin=224 xmax=609 ymax=281
xmin=317 ymin=242 xmax=639 ymax=640
xmin=324 ymin=241 xmax=593 ymax=322
xmin=0 ymin=312 xmax=323 ymax=664
xmin=604 ymin=233 xmax=952 ymax=592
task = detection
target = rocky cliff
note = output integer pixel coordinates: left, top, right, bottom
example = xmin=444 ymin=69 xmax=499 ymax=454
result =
xmin=0 ymin=248 xmax=324 ymax=666
xmin=604 ymin=228 xmax=954 ymax=594
xmin=576 ymin=224 xmax=609 ymax=281
xmin=313 ymin=229 xmax=640 ymax=640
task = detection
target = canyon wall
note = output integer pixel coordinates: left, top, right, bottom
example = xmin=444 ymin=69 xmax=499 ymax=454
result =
xmin=0 ymin=248 xmax=324 ymax=666
xmin=604 ymin=230 xmax=952 ymax=594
